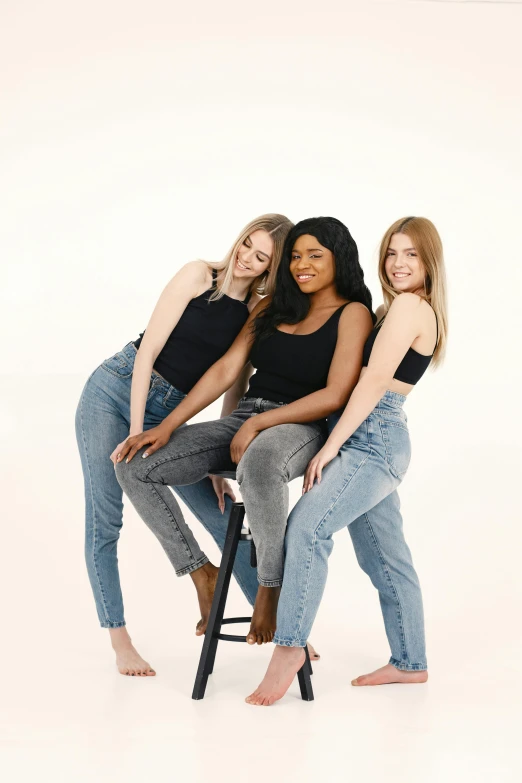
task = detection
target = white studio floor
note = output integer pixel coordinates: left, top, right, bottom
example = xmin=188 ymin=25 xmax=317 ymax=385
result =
xmin=1 ymin=375 xmax=521 ymax=783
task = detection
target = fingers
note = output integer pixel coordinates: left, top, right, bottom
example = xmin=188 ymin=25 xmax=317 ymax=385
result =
xmin=140 ymin=439 xmax=165 ymax=459
xmin=124 ymin=435 xmax=152 ymax=463
xmin=217 ymin=489 xmax=225 ymax=514
xmin=117 ymin=439 xmax=134 ymax=462
xmin=303 ymin=461 xmax=318 ymax=493
xmin=223 ymin=481 xmax=236 ymax=503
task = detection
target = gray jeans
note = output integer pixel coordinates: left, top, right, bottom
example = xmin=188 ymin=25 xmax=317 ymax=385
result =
xmin=115 ymin=397 xmax=325 ymax=586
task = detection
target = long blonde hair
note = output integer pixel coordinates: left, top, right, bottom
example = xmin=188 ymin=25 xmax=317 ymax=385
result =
xmin=378 ymin=216 xmax=448 ymax=366
xmin=208 ymin=214 xmax=294 ymax=301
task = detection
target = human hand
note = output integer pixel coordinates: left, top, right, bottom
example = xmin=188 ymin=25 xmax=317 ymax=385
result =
xmin=209 ymin=474 xmax=237 ymax=514
xmin=230 ymin=419 xmax=260 ymax=464
xmin=116 ymin=423 xmax=172 ymax=463
xmin=302 ymin=442 xmax=339 ymax=493
xmin=110 ymin=438 xmax=136 ymax=465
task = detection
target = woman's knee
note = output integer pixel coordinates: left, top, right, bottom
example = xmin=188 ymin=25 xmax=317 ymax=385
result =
xmin=237 ymin=440 xmax=286 ymax=487
xmin=114 ymin=455 xmax=148 ymax=492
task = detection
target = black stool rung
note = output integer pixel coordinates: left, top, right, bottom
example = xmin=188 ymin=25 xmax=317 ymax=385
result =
xmin=217 ymin=633 xmax=248 ymax=642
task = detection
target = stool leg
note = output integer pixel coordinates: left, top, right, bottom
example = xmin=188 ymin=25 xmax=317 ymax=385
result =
xmin=297 ymin=645 xmax=314 ymax=701
xmin=192 ymin=503 xmax=245 ymax=700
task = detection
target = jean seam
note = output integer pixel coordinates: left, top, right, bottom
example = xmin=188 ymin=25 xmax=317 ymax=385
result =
xmin=144 ymin=481 xmax=199 ymax=563
xmin=176 ymin=555 xmax=209 ymax=577
xmin=281 ymin=429 xmax=324 ymax=477
xmin=100 ymin=363 xmax=134 ymax=380
xmin=290 ymin=451 xmax=371 ymax=643
xmin=378 ymin=420 xmax=409 ymax=480
xmin=78 ymin=385 xmax=115 ymax=627
xmin=362 ymin=510 xmax=408 ymax=663
xmin=389 ymin=657 xmax=427 ymax=671
xmin=257 ymin=577 xmax=282 ymax=587
xmin=143 ymin=443 xmax=232 ymax=476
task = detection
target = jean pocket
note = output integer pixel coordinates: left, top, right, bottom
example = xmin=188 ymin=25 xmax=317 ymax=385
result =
xmin=378 ymin=419 xmax=411 ymax=479
xmin=101 ymin=351 xmax=134 ymax=378
xmin=157 ymin=384 xmax=185 ymax=410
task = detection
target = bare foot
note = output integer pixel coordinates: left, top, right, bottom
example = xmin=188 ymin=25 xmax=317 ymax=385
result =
xmin=109 ymin=627 xmax=156 ymax=676
xmin=307 ymin=642 xmax=320 ymax=661
xmin=351 ymin=663 xmax=428 ymax=686
xmin=246 ymin=585 xmax=280 ymax=645
xmin=190 ymin=562 xmax=219 ymax=636
xmin=245 ymin=645 xmax=305 ymax=706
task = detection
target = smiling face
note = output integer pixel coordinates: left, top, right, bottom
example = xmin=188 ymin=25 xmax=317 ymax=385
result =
xmin=384 ymin=233 xmax=426 ymax=294
xmin=289 ymin=234 xmax=336 ymax=293
xmin=234 ymin=229 xmax=273 ymax=279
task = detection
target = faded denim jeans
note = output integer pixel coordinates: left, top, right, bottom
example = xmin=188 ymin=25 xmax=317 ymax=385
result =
xmin=274 ymin=391 xmax=427 ymax=671
xmin=115 ymin=397 xmax=325 ymax=587
xmin=75 ymin=342 xmax=259 ymax=628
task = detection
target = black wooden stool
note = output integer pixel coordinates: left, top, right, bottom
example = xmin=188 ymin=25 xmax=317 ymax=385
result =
xmin=192 ymin=470 xmax=314 ymax=701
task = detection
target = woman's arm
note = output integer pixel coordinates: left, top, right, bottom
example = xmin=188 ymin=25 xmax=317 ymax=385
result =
xmin=117 ymin=299 xmax=268 ymax=462
xmin=229 ymin=303 xmax=374 ymax=462
xmin=220 ymin=363 xmax=255 ymax=416
xmin=303 ymin=293 xmax=428 ymax=488
xmin=129 ymin=261 xmax=210 ymax=435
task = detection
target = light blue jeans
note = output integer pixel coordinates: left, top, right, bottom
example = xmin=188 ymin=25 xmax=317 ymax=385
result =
xmin=275 ymin=391 xmax=427 ymax=671
xmin=75 ymin=342 xmax=259 ymax=628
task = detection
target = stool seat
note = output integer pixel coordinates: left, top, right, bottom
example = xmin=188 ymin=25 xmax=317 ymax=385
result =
xmin=209 ymin=469 xmax=237 ymax=481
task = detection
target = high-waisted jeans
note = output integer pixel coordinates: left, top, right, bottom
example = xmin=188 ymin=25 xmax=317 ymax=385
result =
xmin=75 ymin=342 xmax=259 ymax=628
xmin=274 ymin=391 xmax=427 ymax=671
xmin=115 ymin=398 xmax=325 ymax=587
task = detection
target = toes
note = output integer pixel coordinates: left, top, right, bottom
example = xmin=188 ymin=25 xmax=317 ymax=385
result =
xmin=246 ymin=633 xmax=256 ymax=645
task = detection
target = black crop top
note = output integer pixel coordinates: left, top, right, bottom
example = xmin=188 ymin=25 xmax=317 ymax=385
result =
xmin=362 ymin=313 xmax=438 ymax=385
xmin=245 ymin=304 xmax=349 ymax=405
xmin=134 ymin=268 xmax=251 ymax=393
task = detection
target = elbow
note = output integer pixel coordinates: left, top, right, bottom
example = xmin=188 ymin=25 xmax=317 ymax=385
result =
xmin=362 ymin=370 xmax=391 ymax=396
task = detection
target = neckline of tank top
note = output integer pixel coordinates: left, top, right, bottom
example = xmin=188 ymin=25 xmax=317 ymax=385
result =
xmin=274 ymin=303 xmax=349 ymax=338
xmin=195 ymin=266 xmax=251 ymax=306
xmin=374 ymin=309 xmax=438 ymax=359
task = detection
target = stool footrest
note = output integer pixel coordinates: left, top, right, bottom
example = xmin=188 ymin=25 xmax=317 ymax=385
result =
xmin=216 ymin=617 xmax=253 ymax=641
xmin=217 ymin=633 xmax=248 ymax=642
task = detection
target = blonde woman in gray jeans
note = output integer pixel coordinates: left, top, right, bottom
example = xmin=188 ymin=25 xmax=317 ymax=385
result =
xmin=116 ymin=217 xmax=375 ymax=645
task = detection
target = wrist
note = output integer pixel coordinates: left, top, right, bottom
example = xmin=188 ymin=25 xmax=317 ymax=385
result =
xmin=326 ymin=434 xmax=345 ymax=453
xmin=251 ymin=412 xmax=270 ymax=432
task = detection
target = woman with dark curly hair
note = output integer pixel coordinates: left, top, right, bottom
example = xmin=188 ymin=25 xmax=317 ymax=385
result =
xmin=115 ymin=217 xmax=375 ymax=645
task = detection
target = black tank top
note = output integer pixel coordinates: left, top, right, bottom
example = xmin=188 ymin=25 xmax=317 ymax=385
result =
xmin=134 ymin=268 xmax=251 ymax=393
xmin=362 ymin=312 xmax=438 ymax=385
xmin=246 ymin=304 xmax=349 ymax=404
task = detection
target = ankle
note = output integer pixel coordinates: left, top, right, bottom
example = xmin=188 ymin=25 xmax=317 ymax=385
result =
xmin=191 ymin=561 xmax=217 ymax=587
xmin=109 ymin=626 xmax=133 ymax=651
xmin=275 ymin=645 xmax=305 ymax=659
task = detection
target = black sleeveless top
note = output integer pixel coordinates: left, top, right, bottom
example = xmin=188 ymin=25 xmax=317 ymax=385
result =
xmin=362 ymin=313 xmax=438 ymax=385
xmin=246 ymin=304 xmax=349 ymax=404
xmin=134 ymin=268 xmax=251 ymax=393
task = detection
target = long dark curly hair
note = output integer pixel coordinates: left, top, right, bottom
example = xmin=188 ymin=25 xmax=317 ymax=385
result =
xmin=252 ymin=216 xmax=375 ymax=342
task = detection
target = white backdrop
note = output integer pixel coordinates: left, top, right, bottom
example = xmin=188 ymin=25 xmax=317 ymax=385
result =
xmin=1 ymin=2 xmax=521 ymax=782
